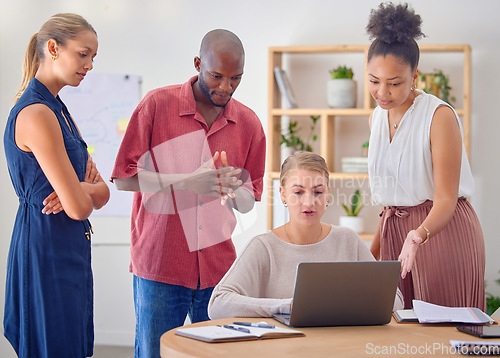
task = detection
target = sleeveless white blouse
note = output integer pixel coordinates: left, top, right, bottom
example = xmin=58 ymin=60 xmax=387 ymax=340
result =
xmin=368 ymin=91 xmax=474 ymax=206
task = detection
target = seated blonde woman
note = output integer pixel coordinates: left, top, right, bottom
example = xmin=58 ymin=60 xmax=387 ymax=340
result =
xmin=208 ymin=151 xmax=404 ymax=319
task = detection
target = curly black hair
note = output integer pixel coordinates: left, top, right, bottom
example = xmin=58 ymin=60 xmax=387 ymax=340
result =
xmin=367 ymin=2 xmax=424 ymax=43
xmin=366 ymin=2 xmax=425 ymax=70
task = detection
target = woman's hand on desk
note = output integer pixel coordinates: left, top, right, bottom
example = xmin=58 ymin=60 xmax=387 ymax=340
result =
xmin=398 ymin=230 xmax=424 ymax=278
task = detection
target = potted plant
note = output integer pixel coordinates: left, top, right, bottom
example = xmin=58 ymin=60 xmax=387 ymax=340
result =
xmin=417 ymin=69 xmax=456 ymax=105
xmin=280 ymin=115 xmax=319 ymax=154
xmin=327 ymin=65 xmax=356 ymax=108
xmin=486 ymin=270 xmax=500 ymax=316
xmin=362 ymin=141 xmax=369 ymax=157
xmin=339 ymin=189 xmax=364 ymax=233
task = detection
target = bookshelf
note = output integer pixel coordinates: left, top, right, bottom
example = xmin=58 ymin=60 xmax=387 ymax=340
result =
xmin=267 ymin=44 xmax=471 ymax=239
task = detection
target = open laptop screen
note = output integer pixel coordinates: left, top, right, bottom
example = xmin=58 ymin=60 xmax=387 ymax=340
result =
xmin=273 ymin=261 xmax=400 ymax=327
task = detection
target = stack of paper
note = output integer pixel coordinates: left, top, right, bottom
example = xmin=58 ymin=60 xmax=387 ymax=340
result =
xmin=341 ymin=157 xmax=368 ymax=173
xmin=412 ymin=300 xmax=495 ymax=324
xmin=393 ymin=309 xmax=419 ymax=323
xmin=450 ymin=340 xmax=500 ymax=355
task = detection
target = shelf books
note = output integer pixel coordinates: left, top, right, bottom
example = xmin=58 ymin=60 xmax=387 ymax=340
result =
xmin=175 ymin=323 xmax=304 ymax=343
xmin=341 ymin=157 xmax=368 ymax=173
xmin=273 ymin=67 xmax=298 ymax=109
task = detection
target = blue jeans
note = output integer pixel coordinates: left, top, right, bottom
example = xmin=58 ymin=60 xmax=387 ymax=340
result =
xmin=133 ymin=275 xmax=214 ymax=358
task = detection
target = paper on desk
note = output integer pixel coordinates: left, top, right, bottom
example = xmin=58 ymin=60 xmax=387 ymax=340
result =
xmin=175 ymin=323 xmax=304 ymax=343
xmin=450 ymin=340 xmax=500 ymax=347
xmin=413 ymin=300 xmax=495 ymax=324
xmin=450 ymin=340 xmax=500 ymax=355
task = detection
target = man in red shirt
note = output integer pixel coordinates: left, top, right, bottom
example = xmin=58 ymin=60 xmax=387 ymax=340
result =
xmin=111 ymin=29 xmax=266 ymax=357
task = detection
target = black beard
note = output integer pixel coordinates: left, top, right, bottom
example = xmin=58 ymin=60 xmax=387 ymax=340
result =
xmin=198 ymin=74 xmax=230 ymax=108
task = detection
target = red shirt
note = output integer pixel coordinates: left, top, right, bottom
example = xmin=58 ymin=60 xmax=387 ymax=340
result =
xmin=111 ymin=76 xmax=266 ymax=289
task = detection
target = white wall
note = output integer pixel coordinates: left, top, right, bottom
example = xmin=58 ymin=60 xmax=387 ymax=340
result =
xmin=1 ymin=0 xmax=499 ymax=354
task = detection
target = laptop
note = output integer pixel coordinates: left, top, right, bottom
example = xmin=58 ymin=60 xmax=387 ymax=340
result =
xmin=272 ymin=261 xmax=401 ymax=327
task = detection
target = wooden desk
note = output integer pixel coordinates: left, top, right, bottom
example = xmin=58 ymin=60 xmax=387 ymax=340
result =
xmin=160 ymin=317 xmax=499 ymax=357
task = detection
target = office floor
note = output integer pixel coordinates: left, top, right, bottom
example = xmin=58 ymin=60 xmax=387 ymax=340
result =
xmin=92 ymin=345 xmax=134 ymax=358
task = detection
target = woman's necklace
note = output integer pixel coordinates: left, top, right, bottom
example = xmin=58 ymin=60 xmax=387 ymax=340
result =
xmin=389 ymin=112 xmax=403 ymax=129
xmin=390 ymin=91 xmax=417 ymax=129
xmin=283 ymin=223 xmax=323 ymax=245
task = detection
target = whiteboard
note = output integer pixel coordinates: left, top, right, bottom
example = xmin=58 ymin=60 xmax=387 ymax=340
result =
xmin=60 ymin=72 xmax=141 ymax=216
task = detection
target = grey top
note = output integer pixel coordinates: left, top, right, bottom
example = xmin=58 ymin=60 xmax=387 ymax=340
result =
xmin=208 ymin=225 xmax=404 ymax=319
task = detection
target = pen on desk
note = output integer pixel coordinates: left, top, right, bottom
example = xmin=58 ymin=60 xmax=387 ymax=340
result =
xmin=233 ymin=322 xmax=275 ymax=329
xmin=222 ymin=325 xmax=251 ymax=333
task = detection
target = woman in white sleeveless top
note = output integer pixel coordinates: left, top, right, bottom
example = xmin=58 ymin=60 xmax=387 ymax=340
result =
xmin=366 ymin=3 xmax=485 ymax=310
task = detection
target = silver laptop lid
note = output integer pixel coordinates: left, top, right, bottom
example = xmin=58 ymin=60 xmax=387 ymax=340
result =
xmin=288 ymin=261 xmax=400 ymax=327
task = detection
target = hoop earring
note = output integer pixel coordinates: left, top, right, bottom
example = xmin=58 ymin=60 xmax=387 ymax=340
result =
xmin=411 ymin=84 xmax=416 ymax=91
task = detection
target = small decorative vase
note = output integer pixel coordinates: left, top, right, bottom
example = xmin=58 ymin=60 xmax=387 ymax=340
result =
xmin=281 ymin=146 xmax=294 ymax=165
xmin=327 ymin=79 xmax=357 ymax=108
xmin=339 ymin=216 xmax=364 ymax=233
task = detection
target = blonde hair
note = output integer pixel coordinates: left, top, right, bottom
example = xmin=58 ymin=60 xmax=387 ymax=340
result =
xmin=280 ymin=151 xmax=330 ymax=187
xmin=16 ymin=13 xmax=96 ymax=100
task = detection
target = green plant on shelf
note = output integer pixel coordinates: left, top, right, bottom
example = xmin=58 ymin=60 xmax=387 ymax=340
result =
xmin=329 ymin=65 xmax=354 ymax=79
xmin=419 ymin=69 xmax=456 ymax=105
xmin=280 ymin=115 xmax=319 ymax=152
xmin=342 ymin=189 xmax=364 ymax=217
xmin=362 ymin=141 xmax=369 ymax=156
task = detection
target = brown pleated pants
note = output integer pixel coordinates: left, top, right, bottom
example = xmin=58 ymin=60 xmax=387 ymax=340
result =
xmin=380 ymin=198 xmax=486 ymax=310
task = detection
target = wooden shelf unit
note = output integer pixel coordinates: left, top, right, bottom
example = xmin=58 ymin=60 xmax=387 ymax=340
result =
xmin=267 ymin=44 xmax=471 ymax=236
